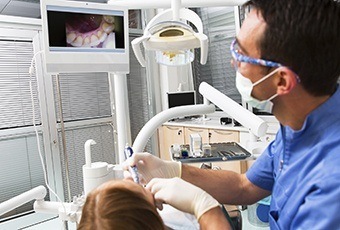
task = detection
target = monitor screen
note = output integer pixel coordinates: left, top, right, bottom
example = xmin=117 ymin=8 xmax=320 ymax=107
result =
xmin=41 ymin=0 xmax=129 ymax=73
xmin=167 ymin=91 xmax=196 ymax=109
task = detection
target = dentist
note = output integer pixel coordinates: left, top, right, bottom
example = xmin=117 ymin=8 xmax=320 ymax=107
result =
xmin=125 ymin=0 xmax=340 ymax=229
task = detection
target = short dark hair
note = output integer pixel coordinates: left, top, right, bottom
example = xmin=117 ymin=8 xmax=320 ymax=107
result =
xmin=249 ymin=0 xmax=340 ymax=96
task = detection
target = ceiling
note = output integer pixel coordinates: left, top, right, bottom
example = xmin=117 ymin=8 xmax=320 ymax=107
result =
xmin=0 ymin=0 xmax=107 ymax=19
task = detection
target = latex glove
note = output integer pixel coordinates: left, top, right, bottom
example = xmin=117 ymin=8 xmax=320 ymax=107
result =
xmin=147 ymin=177 xmax=220 ymax=220
xmin=122 ymin=152 xmax=181 ymax=184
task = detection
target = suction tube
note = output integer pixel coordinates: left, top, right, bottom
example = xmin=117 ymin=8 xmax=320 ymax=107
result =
xmin=133 ymin=104 xmax=215 ymax=152
xmin=85 ymin=139 xmax=96 ymax=168
xmin=199 ymin=82 xmax=268 ymax=137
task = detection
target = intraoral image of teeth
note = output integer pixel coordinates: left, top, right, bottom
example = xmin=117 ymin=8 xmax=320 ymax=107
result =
xmin=103 ymin=32 xmax=116 ymax=49
xmin=66 ymin=14 xmax=116 ymax=48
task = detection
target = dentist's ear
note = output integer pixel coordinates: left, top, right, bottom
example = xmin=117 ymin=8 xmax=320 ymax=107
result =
xmin=276 ymin=67 xmax=299 ymax=95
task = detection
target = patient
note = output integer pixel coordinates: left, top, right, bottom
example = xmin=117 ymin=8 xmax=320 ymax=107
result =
xmin=78 ymin=179 xmax=166 ymax=230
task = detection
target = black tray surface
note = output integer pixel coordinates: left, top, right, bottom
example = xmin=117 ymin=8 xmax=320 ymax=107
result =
xmin=173 ymin=142 xmax=251 ymax=163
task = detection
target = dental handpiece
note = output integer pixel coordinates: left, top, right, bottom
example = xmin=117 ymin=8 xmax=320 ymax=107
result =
xmin=124 ymin=145 xmax=140 ymax=184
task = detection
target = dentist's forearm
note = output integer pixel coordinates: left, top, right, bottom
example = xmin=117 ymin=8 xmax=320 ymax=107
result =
xmin=198 ymin=206 xmax=232 ymax=230
xmin=181 ymin=164 xmax=270 ymax=205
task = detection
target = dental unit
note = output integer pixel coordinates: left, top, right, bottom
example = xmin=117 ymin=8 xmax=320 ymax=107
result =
xmin=1 ymin=0 xmax=260 ymax=227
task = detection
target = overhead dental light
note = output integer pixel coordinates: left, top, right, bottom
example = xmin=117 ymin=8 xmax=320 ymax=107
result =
xmin=131 ymin=0 xmax=208 ymax=67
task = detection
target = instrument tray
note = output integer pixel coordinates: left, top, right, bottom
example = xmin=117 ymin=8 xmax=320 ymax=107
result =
xmin=173 ymin=142 xmax=251 ymax=163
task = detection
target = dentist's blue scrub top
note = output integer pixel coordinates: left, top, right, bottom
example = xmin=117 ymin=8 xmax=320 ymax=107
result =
xmin=246 ymin=86 xmax=340 ymax=230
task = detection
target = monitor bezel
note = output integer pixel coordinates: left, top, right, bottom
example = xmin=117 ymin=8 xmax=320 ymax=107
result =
xmin=41 ymin=0 xmax=129 ymax=73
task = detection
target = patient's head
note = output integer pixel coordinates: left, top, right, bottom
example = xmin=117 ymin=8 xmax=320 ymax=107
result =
xmin=78 ymin=179 xmax=165 ymax=230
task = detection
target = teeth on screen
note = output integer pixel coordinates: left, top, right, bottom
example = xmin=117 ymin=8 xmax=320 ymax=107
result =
xmin=83 ymin=36 xmax=91 ymax=47
xmin=71 ymin=36 xmax=83 ymax=47
xmin=103 ymin=16 xmax=115 ymax=24
xmin=98 ymin=31 xmax=108 ymax=43
xmin=67 ymin=17 xmax=116 ymax=47
xmin=102 ymin=22 xmax=115 ymax=33
xmin=103 ymin=33 xmax=115 ymax=49
xmin=90 ymin=34 xmax=100 ymax=46
xmin=67 ymin=32 xmax=76 ymax=43
xmin=97 ymin=30 xmax=103 ymax=38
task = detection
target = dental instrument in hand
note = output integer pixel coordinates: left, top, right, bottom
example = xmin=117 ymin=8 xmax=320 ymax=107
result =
xmin=124 ymin=145 xmax=140 ymax=184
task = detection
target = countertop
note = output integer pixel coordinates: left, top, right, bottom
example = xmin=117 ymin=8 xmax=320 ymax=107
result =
xmin=163 ymin=112 xmax=280 ymax=135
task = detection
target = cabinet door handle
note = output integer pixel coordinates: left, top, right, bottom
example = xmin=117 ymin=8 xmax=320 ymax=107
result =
xmin=177 ymin=130 xmax=182 ymax=135
xmin=187 ymin=128 xmax=205 ymax=132
xmin=213 ymin=130 xmax=234 ymax=136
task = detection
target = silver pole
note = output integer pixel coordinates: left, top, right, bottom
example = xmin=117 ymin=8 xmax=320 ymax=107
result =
xmin=55 ymin=74 xmax=72 ymax=202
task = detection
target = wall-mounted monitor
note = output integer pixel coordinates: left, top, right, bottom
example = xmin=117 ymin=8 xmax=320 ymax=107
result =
xmin=167 ymin=91 xmax=196 ymax=109
xmin=40 ymin=0 xmax=129 ymax=73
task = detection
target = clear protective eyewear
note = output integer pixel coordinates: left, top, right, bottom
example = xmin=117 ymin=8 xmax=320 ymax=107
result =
xmin=230 ymin=38 xmax=282 ymax=70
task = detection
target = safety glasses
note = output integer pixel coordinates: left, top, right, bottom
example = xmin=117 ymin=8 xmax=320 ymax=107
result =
xmin=230 ymin=38 xmax=282 ymax=70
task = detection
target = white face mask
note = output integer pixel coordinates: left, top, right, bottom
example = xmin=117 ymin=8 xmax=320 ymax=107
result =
xmin=236 ymin=69 xmax=279 ymax=113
